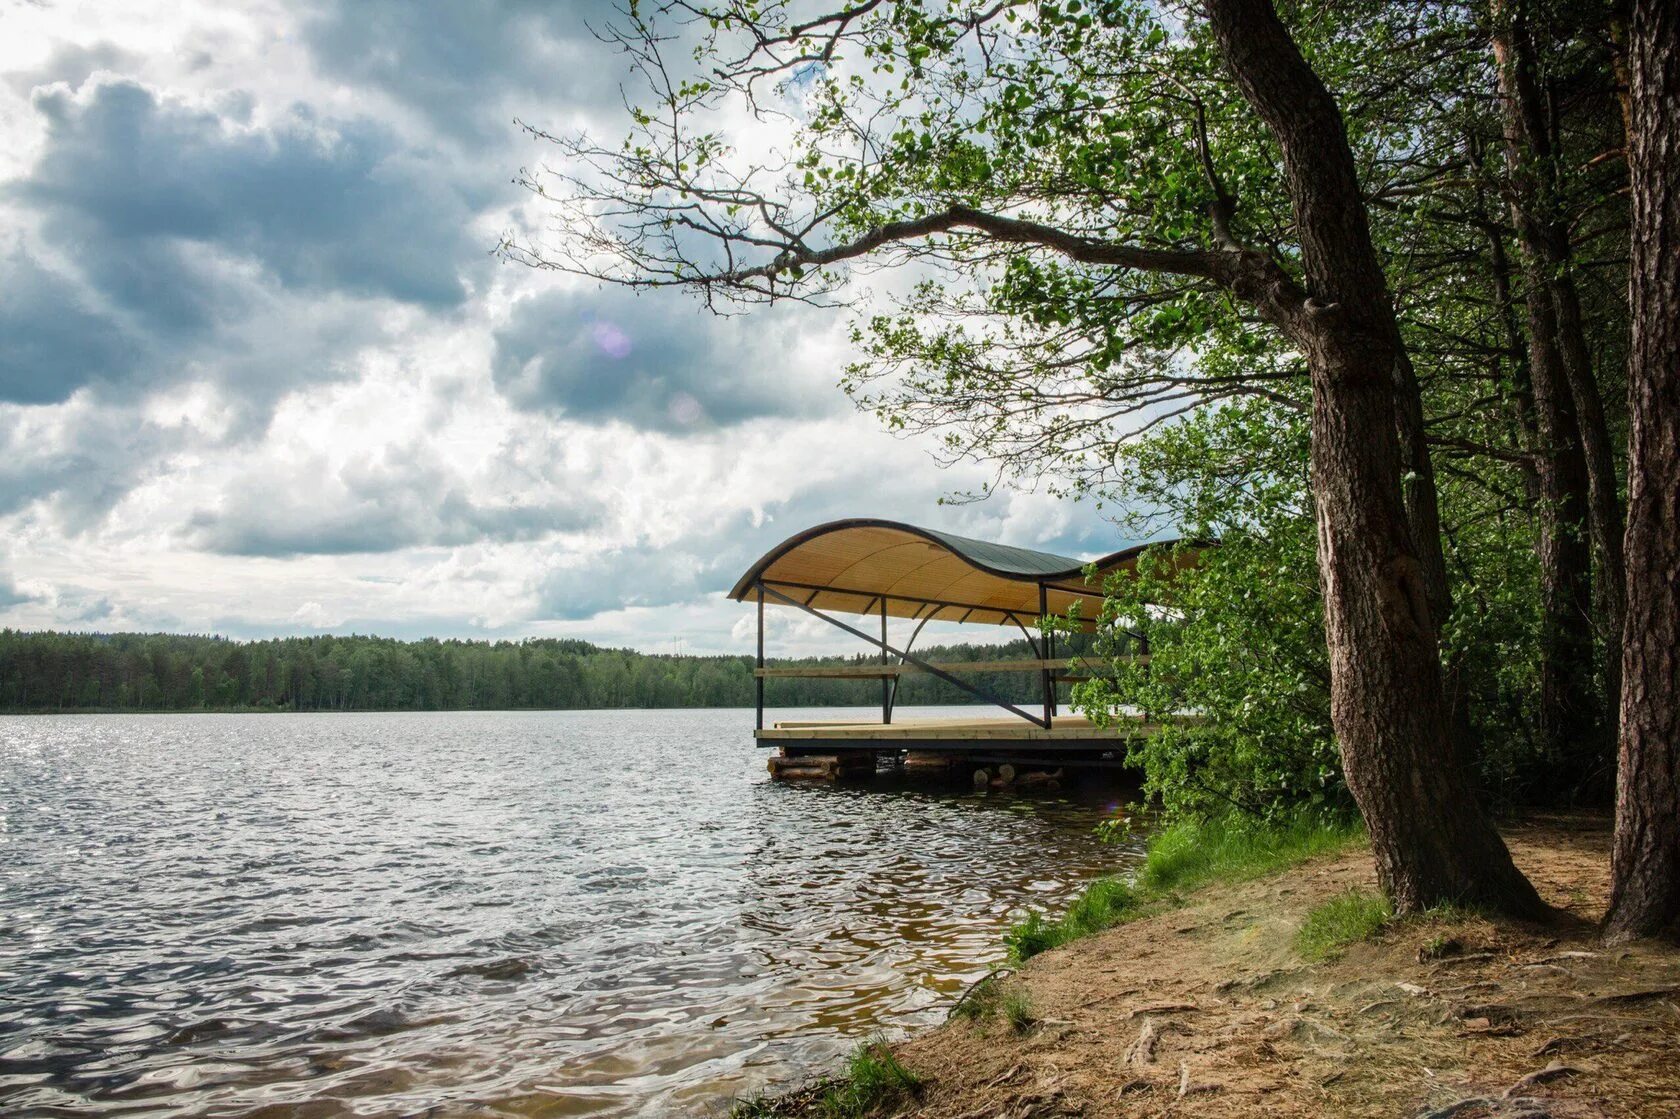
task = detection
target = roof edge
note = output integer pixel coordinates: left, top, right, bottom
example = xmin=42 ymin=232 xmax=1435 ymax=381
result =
xmin=726 ymin=518 xmax=1184 ymax=601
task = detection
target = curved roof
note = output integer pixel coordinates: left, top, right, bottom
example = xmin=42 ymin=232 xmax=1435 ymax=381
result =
xmin=728 ymin=518 xmax=1194 ymax=629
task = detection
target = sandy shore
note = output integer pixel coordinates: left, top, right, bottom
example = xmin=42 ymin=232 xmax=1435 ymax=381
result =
xmin=758 ymin=814 xmax=1680 ymax=1118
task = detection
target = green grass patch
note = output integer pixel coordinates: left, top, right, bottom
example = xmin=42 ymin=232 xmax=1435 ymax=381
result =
xmin=949 ymin=972 xmax=1034 ymax=1033
xmin=817 ymin=1040 xmax=921 ymax=1119
xmin=1004 ymin=812 xmax=1364 ymax=965
xmin=725 ymin=1039 xmax=921 ymax=1119
xmin=1000 ymin=987 xmax=1035 ymax=1033
xmin=1295 ymin=889 xmax=1392 ymax=961
xmin=1005 ymin=876 xmax=1138 ymax=962
xmin=1141 ymin=813 xmax=1364 ymax=895
xmin=949 ymin=972 xmax=1005 ymax=1022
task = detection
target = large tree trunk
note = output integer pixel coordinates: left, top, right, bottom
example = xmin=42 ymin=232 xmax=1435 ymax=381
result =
xmin=1204 ymin=0 xmax=1545 ymax=917
xmin=1492 ymin=0 xmax=1625 ymax=785
xmin=1604 ymin=0 xmax=1680 ymax=944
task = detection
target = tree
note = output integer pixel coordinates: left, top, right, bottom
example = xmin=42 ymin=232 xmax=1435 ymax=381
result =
xmin=510 ymin=0 xmax=1544 ymax=914
xmin=1489 ymin=0 xmax=1625 ymax=790
xmin=1604 ymin=0 xmax=1679 ymax=943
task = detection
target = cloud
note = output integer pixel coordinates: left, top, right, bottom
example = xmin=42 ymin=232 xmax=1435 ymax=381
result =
xmin=4 ymin=41 xmax=140 ymax=97
xmin=0 ymin=397 xmax=183 ymax=529
xmin=0 ymin=1 xmax=1126 ymax=647
xmin=0 ymin=249 xmax=133 ymax=405
xmin=300 ymin=0 xmax=630 ymax=141
xmin=0 ymin=576 xmax=39 ymax=609
xmin=186 ymin=441 xmax=604 ymax=557
xmin=19 ymin=77 xmax=487 ymax=311
xmin=491 ymin=287 xmax=842 ymax=431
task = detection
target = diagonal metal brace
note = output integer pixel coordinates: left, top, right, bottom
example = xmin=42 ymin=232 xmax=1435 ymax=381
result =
xmin=759 ymin=582 xmax=1051 ymax=729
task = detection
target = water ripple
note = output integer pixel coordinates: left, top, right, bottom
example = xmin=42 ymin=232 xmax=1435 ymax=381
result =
xmin=0 ymin=709 xmax=1143 ymax=1117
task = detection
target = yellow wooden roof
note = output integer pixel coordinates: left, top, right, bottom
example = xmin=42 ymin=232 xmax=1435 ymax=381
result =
xmin=728 ymin=519 xmax=1193 ymax=629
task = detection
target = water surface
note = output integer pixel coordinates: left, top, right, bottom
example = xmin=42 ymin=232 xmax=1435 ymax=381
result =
xmin=0 ymin=708 xmax=1142 ymax=1117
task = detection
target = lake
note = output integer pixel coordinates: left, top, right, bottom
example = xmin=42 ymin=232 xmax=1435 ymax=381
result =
xmin=0 ymin=708 xmax=1144 ymax=1117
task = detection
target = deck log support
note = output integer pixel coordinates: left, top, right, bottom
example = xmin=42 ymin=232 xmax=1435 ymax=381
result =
xmin=767 ymin=750 xmax=876 ymax=781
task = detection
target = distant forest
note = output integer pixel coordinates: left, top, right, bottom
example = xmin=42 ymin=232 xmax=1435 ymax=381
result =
xmin=0 ymin=629 xmax=1101 ymax=713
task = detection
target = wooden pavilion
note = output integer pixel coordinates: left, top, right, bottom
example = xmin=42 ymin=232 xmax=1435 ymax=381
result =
xmin=728 ymin=519 xmax=1193 ymax=779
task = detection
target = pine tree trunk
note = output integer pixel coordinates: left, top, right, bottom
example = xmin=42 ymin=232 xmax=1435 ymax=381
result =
xmin=1498 ymin=2 xmax=1612 ymax=782
xmin=1205 ymin=0 xmax=1545 ymax=917
xmin=1521 ymin=259 xmax=1600 ymax=774
xmin=1604 ymin=0 xmax=1680 ymax=944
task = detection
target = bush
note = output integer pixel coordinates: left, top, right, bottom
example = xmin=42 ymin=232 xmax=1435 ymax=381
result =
xmin=1068 ymin=398 xmax=1565 ymax=816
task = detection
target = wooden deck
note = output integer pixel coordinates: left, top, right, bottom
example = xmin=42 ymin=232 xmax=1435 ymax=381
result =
xmin=757 ymin=713 xmax=1157 ymax=757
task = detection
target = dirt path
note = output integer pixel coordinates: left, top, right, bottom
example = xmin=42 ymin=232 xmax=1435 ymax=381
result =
xmin=886 ymin=815 xmax=1680 ymax=1118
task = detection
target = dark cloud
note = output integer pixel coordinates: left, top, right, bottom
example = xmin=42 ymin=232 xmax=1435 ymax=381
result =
xmin=301 ymin=0 xmax=630 ymax=141
xmin=0 ymin=250 xmax=134 ymax=405
xmin=0 ymin=577 xmax=38 ymax=609
xmin=20 ymin=78 xmax=487 ymax=311
xmin=0 ymin=404 xmax=178 ymax=529
xmin=187 ymin=446 xmax=604 ymax=557
xmin=492 ymin=288 xmax=838 ymax=431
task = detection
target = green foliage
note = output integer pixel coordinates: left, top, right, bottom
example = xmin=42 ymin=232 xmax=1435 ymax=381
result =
xmin=1071 ymin=401 xmax=1342 ymax=819
xmin=0 ymin=630 xmax=1093 ymax=714
xmin=819 ymin=1041 xmax=921 ymax=1119
xmin=1295 ymin=890 xmax=1392 ymax=962
xmin=1069 ymin=394 xmax=1563 ymax=814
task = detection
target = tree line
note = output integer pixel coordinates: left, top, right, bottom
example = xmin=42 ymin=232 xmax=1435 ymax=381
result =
xmin=510 ymin=0 xmax=1679 ymax=938
xmin=0 ymin=629 xmax=1093 ymax=713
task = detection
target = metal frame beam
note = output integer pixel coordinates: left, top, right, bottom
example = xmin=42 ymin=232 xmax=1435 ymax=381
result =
xmin=759 ymin=582 xmax=1052 ymax=728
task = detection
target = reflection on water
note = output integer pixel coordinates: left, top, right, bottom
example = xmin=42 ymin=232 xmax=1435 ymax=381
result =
xmin=0 ymin=708 xmax=1144 ymax=1117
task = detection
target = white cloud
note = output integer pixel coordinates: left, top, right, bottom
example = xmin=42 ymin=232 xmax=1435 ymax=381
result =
xmin=0 ymin=0 xmax=1135 ymax=653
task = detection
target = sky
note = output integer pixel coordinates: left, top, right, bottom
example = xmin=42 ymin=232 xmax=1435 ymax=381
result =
xmin=0 ymin=0 xmax=1131 ymax=656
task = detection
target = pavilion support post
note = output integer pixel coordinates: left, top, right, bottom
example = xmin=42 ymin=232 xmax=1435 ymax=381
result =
xmin=756 ymin=583 xmax=765 ymax=731
xmin=1039 ymin=584 xmax=1054 ymax=727
xmin=880 ymin=598 xmax=891 ymax=725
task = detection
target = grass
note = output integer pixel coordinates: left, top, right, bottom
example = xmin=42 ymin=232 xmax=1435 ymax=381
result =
xmin=949 ymin=973 xmax=1034 ymax=1033
xmin=1140 ymin=813 xmax=1365 ymax=894
xmin=727 ymin=1040 xmax=921 ymax=1119
xmin=817 ymin=1040 xmax=922 ymax=1119
xmin=1295 ymin=888 xmax=1393 ymax=961
xmin=1005 ymin=812 xmax=1365 ymax=964
xmin=1005 ymin=876 xmax=1138 ymax=962
xmin=1000 ymin=988 xmax=1036 ymax=1033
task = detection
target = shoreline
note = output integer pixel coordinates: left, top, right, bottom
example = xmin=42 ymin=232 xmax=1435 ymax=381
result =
xmin=741 ymin=813 xmax=1680 ymax=1117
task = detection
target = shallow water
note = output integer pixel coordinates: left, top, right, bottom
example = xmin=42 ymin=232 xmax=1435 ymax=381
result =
xmin=0 ymin=708 xmax=1144 ymax=1117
